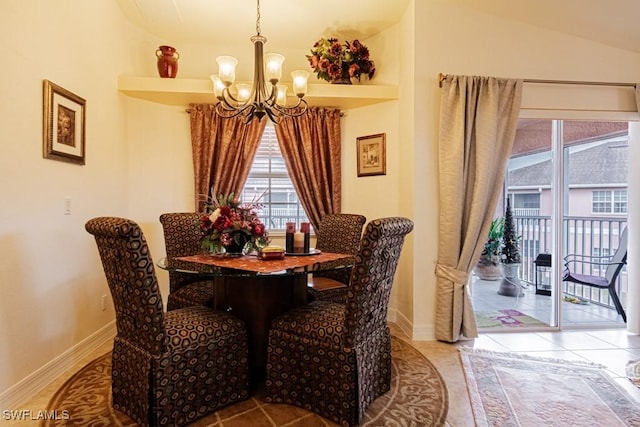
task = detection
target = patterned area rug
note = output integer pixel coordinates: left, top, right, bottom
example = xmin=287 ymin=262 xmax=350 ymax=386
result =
xmin=42 ymin=338 xmax=448 ymax=426
xmin=460 ymin=347 xmax=640 ymax=426
xmin=475 ymin=309 xmax=546 ymax=328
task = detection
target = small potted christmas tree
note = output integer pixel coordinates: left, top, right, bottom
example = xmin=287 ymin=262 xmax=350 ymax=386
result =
xmin=498 ymin=198 xmax=524 ymax=296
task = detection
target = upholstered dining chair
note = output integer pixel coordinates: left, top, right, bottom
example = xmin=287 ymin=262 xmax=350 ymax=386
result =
xmin=307 ymin=213 xmax=366 ymax=303
xmin=266 ymin=217 xmax=414 ymax=426
xmin=86 ymin=217 xmax=249 ymax=427
xmin=159 ymin=212 xmax=216 ymax=311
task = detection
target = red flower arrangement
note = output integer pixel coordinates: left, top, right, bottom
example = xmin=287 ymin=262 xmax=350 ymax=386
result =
xmin=307 ymin=38 xmax=376 ymax=83
xmin=201 ymin=193 xmax=269 ymax=254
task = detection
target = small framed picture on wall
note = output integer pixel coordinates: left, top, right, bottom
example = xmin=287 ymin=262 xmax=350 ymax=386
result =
xmin=43 ymin=80 xmax=86 ymax=165
xmin=356 ymin=133 xmax=386 ymax=177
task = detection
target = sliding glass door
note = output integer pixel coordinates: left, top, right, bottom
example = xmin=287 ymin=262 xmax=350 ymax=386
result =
xmin=473 ymin=118 xmax=628 ymax=330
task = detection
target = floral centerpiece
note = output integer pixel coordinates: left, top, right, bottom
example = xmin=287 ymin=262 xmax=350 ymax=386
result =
xmin=201 ymin=193 xmax=269 ymax=255
xmin=307 ymin=38 xmax=375 ymax=84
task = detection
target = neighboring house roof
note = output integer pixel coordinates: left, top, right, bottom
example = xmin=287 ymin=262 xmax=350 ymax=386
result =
xmin=508 ymin=141 xmax=628 ymax=187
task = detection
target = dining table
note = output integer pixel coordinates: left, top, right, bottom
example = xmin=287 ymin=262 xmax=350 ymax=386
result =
xmin=157 ymin=251 xmax=354 ymax=383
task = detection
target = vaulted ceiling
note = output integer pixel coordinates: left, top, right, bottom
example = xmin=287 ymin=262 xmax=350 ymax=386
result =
xmin=116 ymin=0 xmax=640 ymax=54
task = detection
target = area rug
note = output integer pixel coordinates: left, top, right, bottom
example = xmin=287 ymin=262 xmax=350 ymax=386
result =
xmin=475 ymin=309 xmax=547 ymax=328
xmin=460 ymin=347 xmax=640 ymax=426
xmin=42 ymin=337 xmax=448 ymax=427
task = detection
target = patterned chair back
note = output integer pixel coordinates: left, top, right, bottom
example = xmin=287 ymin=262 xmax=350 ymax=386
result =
xmin=159 ymin=212 xmax=206 ymax=292
xmin=315 ymin=213 xmax=366 ymax=255
xmin=343 ymin=217 xmax=414 ymax=346
xmin=85 ymin=217 xmax=166 ymax=356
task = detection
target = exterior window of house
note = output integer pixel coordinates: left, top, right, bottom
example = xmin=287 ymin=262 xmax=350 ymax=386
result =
xmin=592 ymin=190 xmax=627 ymax=214
xmin=613 ymin=190 xmax=627 ymax=213
xmin=513 ymin=193 xmax=540 ymax=216
xmin=241 ymin=124 xmax=309 ymax=231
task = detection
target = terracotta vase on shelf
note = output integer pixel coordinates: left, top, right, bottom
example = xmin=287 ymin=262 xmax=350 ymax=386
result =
xmin=156 ymin=45 xmax=179 ymax=78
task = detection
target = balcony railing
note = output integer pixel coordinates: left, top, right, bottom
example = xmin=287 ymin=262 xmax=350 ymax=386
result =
xmin=513 ymin=215 xmax=627 ymax=311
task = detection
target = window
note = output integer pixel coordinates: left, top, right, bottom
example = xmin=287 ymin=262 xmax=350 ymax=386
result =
xmin=241 ymin=124 xmax=309 ymax=231
xmin=513 ymin=193 xmax=540 ymax=216
xmin=592 ymin=190 xmax=627 ymax=214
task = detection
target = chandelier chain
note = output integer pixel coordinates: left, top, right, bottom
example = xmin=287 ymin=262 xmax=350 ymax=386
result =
xmin=256 ymin=0 xmax=261 ymax=35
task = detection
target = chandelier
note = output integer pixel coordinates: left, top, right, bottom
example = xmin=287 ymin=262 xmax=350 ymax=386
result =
xmin=210 ymin=0 xmax=309 ymax=123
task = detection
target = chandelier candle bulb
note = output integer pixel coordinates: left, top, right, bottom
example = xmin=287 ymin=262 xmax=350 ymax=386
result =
xmin=276 ymin=84 xmax=287 ymax=106
xmin=236 ymin=83 xmax=251 ymax=102
xmin=265 ymin=53 xmax=284 ymax=82
xmin=211 ymin=75 xmax=225 ymax=98
xmin=291 ymin=70 xmax=309 ymax=97
xmin=216 ymin=56 xmax=238 ymax=86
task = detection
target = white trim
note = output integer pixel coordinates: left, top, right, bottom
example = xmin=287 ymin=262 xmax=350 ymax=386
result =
xmin=392 ymin=310 xmax=436 ymax=341
xmin=0 ymin=321 xmax=116 ymax=409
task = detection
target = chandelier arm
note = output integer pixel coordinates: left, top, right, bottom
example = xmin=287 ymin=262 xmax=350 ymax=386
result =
xmin=271 ymin=98 xmax=309 ymax=117
xmin=215 ymin=101 xmax=255 ymax=119
xmin=220 ymin=88 xmax=253 ymax=108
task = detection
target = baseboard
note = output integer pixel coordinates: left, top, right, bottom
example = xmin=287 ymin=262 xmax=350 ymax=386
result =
xmin=393 ymin=310 xmax=436 ymax=341
xmin=0 ymin=321 xmax=116 ymax=409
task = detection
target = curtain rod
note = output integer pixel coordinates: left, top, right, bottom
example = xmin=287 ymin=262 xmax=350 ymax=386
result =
xmin=438 ymin=73 xmax=637 ymax=89
xmin=185 ymin=108 xmax=345 ymax=116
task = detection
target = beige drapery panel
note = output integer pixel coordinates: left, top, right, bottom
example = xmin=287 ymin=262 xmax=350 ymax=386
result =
xmin=435 ymin=75 xmax=523 ymax=343
xmin=189 ymin=104 xmax=266 ymax=211
xmin=274 ymin=107 xmax=342 ymax=229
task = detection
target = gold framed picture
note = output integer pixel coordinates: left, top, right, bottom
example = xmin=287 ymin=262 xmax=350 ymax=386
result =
xmin=43 ymin=80 xmax=86 ymax=165
xmin=356 ymin=133 xmax=386 ymax=177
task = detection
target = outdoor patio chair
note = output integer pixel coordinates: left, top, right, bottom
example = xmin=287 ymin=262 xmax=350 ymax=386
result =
xmin=563 ymin=227 xmax=628 ymax=322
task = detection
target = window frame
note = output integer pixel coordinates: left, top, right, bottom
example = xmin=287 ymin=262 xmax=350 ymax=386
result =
xmin=241 ymin=124 xmax=310 ymax=233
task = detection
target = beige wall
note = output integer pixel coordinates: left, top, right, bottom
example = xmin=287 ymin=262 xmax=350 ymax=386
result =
xmin=0 ymin=0 xmax=155 ymax=402
xmin=3 ymin=0 xmax=640 ymax=405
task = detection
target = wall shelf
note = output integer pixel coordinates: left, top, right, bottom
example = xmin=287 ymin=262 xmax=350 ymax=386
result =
xmin=117 ymin=76 xmax=399 ymax=110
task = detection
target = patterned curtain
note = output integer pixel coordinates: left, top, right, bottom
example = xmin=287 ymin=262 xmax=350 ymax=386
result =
xmin=189 ymin=104 xmax=266 ymax=211
xmin=274 ymin=107 xmax=342 ymax=229
xmin=435 ymin=75 xmax=523 ymax=342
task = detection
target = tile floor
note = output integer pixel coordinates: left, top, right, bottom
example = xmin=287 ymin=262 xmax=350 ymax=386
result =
xmin=471 ymin=275 xmax=627 ymax=327
xmin=4 ymin=324 xmax=640 ymax=426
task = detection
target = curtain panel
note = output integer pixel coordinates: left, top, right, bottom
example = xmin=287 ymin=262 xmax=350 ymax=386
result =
xmin=435 ymin=75 xmax=523 ymax=342
xmin=274 ymin=107 xmax=342 ymax=228
xmin=189 ymin=104 xmax=266 ymax=211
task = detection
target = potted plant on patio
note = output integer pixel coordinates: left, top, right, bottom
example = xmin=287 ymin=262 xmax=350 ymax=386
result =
xmin=498 ymin=198 xmax=524 ymax=296
xmin=474 ymin=218 xmax=504 ymax=281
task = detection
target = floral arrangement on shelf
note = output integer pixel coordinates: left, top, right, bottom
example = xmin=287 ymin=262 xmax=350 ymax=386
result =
xmin=200 ymin=193 xmax=269 ymax=255
xmin=306 ymin=38 xmax=376 ymax=83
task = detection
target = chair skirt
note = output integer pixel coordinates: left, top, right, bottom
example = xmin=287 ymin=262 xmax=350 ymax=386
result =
xmin=111 ymin=307 xmax=249 ymax=426
xmin=265 ymin=312 xmax=391 ymax=426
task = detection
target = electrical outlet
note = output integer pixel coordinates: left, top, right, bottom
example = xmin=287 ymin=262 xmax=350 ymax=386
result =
xmin=64 ymin=197 xmax=71 ymax=215
xmin=101 ymin=294 xmax=107 ymax=311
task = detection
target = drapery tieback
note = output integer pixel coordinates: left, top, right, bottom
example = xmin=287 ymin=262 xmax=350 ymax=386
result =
xmin=435 ymin=263 xmax=469 ymax=285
